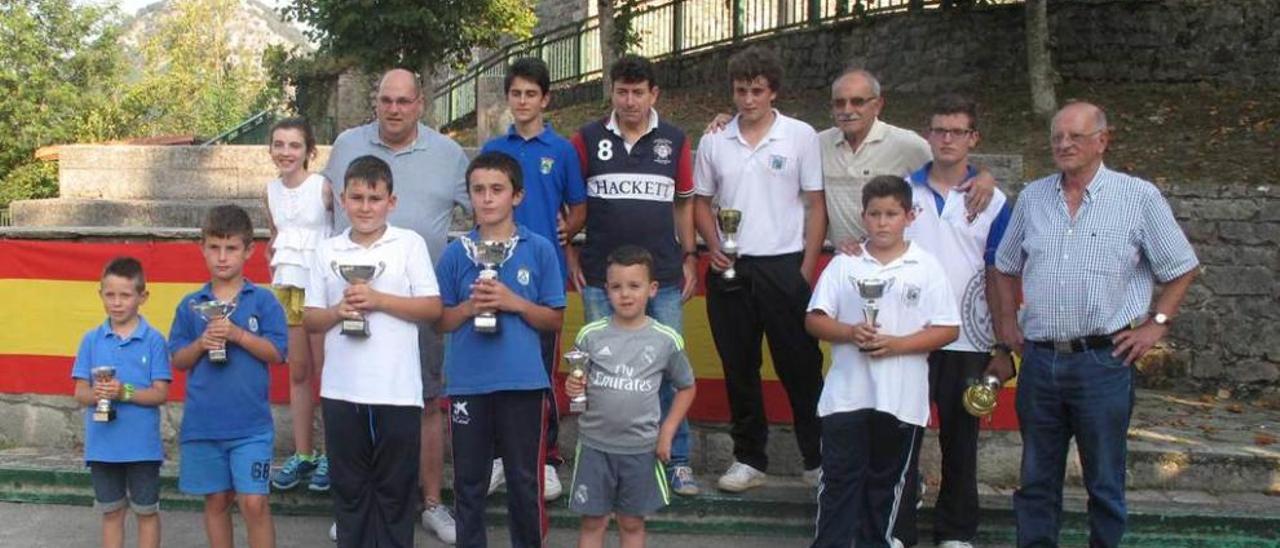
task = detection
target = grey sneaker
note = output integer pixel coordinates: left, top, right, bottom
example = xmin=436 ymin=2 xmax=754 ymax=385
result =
xmin=421 ymin=503 xmax=457 ymax=545
xmin=716 ymin=461 xmax=766 ymax=493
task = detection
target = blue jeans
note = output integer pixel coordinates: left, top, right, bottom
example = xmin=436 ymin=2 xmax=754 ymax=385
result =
xmin=581 ymin=284 xmax=692 ymax=467
xmin=1013 ymin=343 xmax=1135 ymax=548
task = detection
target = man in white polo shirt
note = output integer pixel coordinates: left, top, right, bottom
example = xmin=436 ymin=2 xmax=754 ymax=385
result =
xmin=693 ymin=46 xmax=827 ymax=493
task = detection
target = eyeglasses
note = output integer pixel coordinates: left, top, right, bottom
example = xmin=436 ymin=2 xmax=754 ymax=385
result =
xmin=830 ymin=96 xmax=878 ymax=109
xmin=378 ymin=96 xmax=420 ymax=108
xmin=1050 ymin=129 xmax=1103 ymax=147
xmin=927 ymin=127 xmax=974 ymax=140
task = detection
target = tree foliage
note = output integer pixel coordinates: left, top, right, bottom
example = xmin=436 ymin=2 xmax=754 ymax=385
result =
xmin=282 ymin=0 xmax=538 ymax=73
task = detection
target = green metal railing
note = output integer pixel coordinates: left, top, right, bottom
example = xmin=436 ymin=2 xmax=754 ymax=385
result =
xmin=0 ymin=208 xmax=9 ymax=227
xmin=202 ymin=110 xmax=276 ymax=146
xmin=432 ymin=0 xmax=1019 ymax=127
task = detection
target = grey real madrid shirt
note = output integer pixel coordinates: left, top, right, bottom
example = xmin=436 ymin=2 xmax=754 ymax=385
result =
xmin=573 ymin=318 xmax=696 ymax=454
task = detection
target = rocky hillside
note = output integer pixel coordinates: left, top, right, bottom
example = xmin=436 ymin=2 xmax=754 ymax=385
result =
xmin=120 ymin=0 xmax=311 ymax=71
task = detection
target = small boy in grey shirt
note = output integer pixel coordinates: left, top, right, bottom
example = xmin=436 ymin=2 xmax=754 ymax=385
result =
xmin=565 ymin=245 xmax=697 ymax=548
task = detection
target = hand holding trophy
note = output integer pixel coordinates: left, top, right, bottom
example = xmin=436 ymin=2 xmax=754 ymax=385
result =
xmin=331 ymin=261 xmax=386 ymax=337
xmin=191 ymin=300 xmax=238 ymax=362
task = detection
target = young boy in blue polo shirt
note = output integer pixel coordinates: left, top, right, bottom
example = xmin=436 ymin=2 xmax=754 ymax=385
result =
xmin=480 ymin=55 xmax=587 ymax=501
xmin=436 ymin=151 xmax=566 ymax=547
xmin=169 ymin=205 xmax=288 ymax=548
xmin=72 ymin=256 xmax=172 ymax=548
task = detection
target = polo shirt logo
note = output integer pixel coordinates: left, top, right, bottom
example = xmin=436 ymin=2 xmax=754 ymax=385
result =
xmin=452 ymin=401 xmax=471 ymax=425
xmin=540 ymin=156 xmax=554 ymax=174
xmin=769 ymin=154 xmax=787 ymax=171
xmin=517 ymin=267 xmax=531 ymax=286
xmin=904 ymin=283 xmax=922 ymax=307
xmin=248 ymin=316 xmax=259 ymax=333
xmin=652 ymin=138 xmax=674 ymax=165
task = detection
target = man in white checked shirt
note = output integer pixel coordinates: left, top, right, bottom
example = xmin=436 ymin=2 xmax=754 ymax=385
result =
xmin=988 ymin=102 xmax=1199 ymax=548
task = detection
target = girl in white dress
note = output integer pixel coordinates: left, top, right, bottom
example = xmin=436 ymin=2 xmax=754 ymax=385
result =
xmin=263 ymin=118 xmax=334 ymax=492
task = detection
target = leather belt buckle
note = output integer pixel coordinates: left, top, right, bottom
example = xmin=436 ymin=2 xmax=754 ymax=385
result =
xmin=1053 ymin=340 xmax=1074 ymax=353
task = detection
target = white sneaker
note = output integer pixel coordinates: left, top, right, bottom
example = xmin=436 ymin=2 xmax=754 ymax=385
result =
xmin=544 ymin=464 xmax=562 ymax=501
xmin=488 ymin=458 xmax=505 ymax=495
xmin=917 ymin=477 xmax=927 ymax=509
xmin=801 ymin=466 xmax=822 ymax=487
xmin=891 ymin=538 xmax=905 ymax=548
xmin=328 ymin=522 xmax=336 ymax=542
xmin=937 ymin=541 xmax=974 ymax=548
xmin=716 ymin=461 xmax=767 ymax=493
xmin=421 ymin=503 xmax=457 ymax=545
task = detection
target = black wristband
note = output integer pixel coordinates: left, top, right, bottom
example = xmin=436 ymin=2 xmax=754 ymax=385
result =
xmin=991 ymin=342 xmax=1013 ymax=355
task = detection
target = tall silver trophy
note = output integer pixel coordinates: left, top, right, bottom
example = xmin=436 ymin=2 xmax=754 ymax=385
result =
xmin=564 ymin=348 xmax=591 ymax=414
xmin=462 ymin=236 xmax=518 ymax=334
xmin=717 ymin=209 xmax=743 ymax=280
xmin=853 ymin=277 xmax=894 ymax=353
xmin=91 ymin=366 xmax=117 ymax=422
xmin=191 ymin=300 xmax=238 ymax=362
xmin=330 ymin=261 xmax=386 ymax=337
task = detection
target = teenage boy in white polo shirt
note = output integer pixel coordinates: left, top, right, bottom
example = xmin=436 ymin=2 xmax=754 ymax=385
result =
xmin=895 ymin=94 xmax=1012 ymax=548
xmin=692 ymin=46 xmax=828 ymax=492
xmin=304 ymin=155 xmax=443 ymax=547
xmin=805 ymin=175 xmax=960 ymax=548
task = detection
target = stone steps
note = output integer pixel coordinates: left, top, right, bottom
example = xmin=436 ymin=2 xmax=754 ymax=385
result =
xmin=9 ymin=198 xmax=268 ymax=229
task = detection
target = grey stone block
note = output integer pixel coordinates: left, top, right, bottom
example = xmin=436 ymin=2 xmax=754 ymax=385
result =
xmin=11 ymin=198 xmax=268 ymax=229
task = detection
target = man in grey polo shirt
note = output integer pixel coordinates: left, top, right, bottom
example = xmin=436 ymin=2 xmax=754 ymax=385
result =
xmin=322 ymin=68 xmax=469 ymax=544
xmin=988 ymin=102 xmax=1198 ymax=548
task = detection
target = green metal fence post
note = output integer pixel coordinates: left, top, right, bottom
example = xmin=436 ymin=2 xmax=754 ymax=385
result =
xmin=809 ymin=0 xmax=822 ymax=24
xmin=673 ymin=0 xmax=685 ymax=54
xmin=573 ymin=28 xmax=583 ymax=80
xmin=733 ymin=0 xmax=745 ymax=41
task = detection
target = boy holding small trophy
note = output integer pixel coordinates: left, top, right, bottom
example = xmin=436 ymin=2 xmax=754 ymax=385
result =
xmin=434 ymin=151 xmax=566 ymax=547
xmin=169 ymin=205 xmax=288 ymax=548
xmin=72 ymin=257 xmax=172 ymax=548
xmin=564 ymin=244 xmax=696 ymax=548
xmin=303 ymin=155 xmax=443 ymax=546
xmin=805 ymin=176 xmax=959 ymax=548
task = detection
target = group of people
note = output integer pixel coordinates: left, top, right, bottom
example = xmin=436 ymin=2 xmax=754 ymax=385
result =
xmin=70 ymin=46 xmax=1199 ymax=548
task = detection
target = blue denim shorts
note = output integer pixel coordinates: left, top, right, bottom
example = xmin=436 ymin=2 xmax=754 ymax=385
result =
xmin=89 ymin=461 xmax=161 ymax=514
xmin=178 ymin=430 xmax=274 ymax=495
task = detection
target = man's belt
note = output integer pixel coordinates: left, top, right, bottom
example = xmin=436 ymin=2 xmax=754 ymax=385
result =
xmin=1030 ymin=332 xmax=1120 ymax=354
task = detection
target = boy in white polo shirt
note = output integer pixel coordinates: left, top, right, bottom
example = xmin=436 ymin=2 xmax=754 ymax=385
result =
xmin=805 ymin=175 xmax=959 ymax=548
xmin=304 ymin=155 xmax=443 ymax=547
xmin=692 ymin=45 xmax=828 ymax=493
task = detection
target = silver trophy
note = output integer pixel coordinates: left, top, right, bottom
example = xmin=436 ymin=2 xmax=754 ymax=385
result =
xmin=717 ymin=209 xmax=743 ymax=280
xmin=91 ymin=366 xmax=117 ymax=422
xmin=330 ymin=261 xmax=386 ymax=337
xmin=853 ymin=277 xmax=894 ymax=353
xmin=564 ymin=348 xmax=591 ymax=414
xmin=462 ymin=236 xmax=518 ymax=334
xmin=191 ymin=300 xmax=238 ymax=362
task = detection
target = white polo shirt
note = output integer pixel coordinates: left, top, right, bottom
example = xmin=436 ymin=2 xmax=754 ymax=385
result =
xmin=807 ymin=243 xmax=959 ymax=426
xmin=904 ymin=172 xmax=1008 ymax=353
xmin=694 ymin=110 xmax=823 ymax=257
xmin=305 ymin=225 xmax=439 ymax=407
xmin=819 ymin=119 xmax=931 ymax=244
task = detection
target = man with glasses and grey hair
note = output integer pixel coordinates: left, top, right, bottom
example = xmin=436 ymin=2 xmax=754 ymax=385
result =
xmin=987 ymin=101 xmax=1198 ymax=548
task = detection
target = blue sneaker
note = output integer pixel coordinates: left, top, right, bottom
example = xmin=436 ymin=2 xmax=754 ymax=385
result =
xmin=308 ymin=455 xmax=330 ymax=492
xmin=271 ymin=453 xmax=316 ymax=490
xmin=669 ymin=465 xmax=700 ymax=496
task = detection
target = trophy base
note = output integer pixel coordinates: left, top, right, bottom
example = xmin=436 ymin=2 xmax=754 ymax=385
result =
xmin=340 ymin=318 xmax=371 ymax=337
xmin=568 ymin=399 xmax=587 ymax=415
xmin=209 ymin=349 xmax=229 ymax=363
xmin=92 ymin=409 xmax=116 ymax=422
xmin=475 ymin=315 xmax=498 ymax=334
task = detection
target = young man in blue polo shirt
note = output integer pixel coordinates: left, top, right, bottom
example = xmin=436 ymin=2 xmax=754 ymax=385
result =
xmin=73 ymin=256 xmax=172 ymax=548
xmin=480 ymin=56 xmax=587 ymax=500
xmin=170 ymin=205 xmax=288 ymax=548
xmin=436 ymin=151 xmax=566 ymax=548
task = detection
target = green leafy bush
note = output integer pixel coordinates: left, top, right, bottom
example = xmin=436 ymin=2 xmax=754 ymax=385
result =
xmin=0 ymin=161 xmax=58 ymax=208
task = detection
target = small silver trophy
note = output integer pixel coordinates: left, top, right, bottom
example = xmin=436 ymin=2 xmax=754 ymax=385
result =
xmin=191 ymin=300 xmax=238 ymax=362
xmin=330 ymin=261 xmax=386 ymax=337
xmin=963 ymin=375 xmax=1003 ymax=418
xmin=564 ymin=348 xmax=591 ymax=414
xmin=853 ymin=277 xmax=894 ymax=353
xmin=462 ymin=236 xmax=518 ymax=334
xmin=91 ymin=366 xmax=117 ymax=422
xmin=717 ymin=209 xmax=743 ymax=281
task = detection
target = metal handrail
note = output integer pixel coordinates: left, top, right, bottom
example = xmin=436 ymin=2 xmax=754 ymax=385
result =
xmin=201 ymin=109 xmax=275 ymax=146
xmin=431 ymin=0 xmax=1020 ymax=127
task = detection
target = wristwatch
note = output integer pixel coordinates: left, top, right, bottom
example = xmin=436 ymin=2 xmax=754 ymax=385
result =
xmin=990 ymin=342 xmax=1013 ymax=356
xmin=121 ymin=383 xmax=135 ymax=402
xmin=1152 ymin=313 xmax=1171 ymax=326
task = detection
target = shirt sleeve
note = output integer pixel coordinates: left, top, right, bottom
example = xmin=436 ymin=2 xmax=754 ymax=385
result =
xmin=304 ymin=247 xmax=331 ymax=309
xmin=255 ymin=290 xmax=290 ymax=362
xmin=569 ymin=131 xmax=590 ymax=176
xmin=407 ymin=235 xmax=441 ymax=298
xmin=70 ymin=332 xmax=93 ymax=380
xmin=994 ymin=191 xmax=1028 ymax=276
xmin=799 ymin=127 xmax=824 ymax=192
xmin=167 ymin=298 xmax=196 ymax=357
xmin=535 ymin=238 xmax=567 ymax=309
xmin=453 ymin=147 xmax=472 ymax=213
xmin=149 ymin=333 xmax=173 ymax=382
xmin=1138 ymin=187 xmax=1199 ymax=282
xmin=436 ymin=244 xmax=463 ymax=308
xmin=693 ymin=134 xmax=717 ymax=197
xmin=665 ymin=347 xmax=696 ymax=390
xmin=905 ymin=132 xmax=933 ymax=174
xmin=924 ymin=260 xmax=961 ymax=327
xmin=674 ymin=137 xmax=695 ymax=198
xmin=561 ymin=141 xmax=588 ymax=206
xmin=984 ymin=202 xmax=1014 ymax=266
xmin=806 ymin=255 xmax=845 ymax=317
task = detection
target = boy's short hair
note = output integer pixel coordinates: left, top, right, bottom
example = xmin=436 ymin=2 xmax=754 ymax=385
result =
xmin=202 ymin=204 xmax=255 ymax=245
xmin=929 ymin=93 xmax=979 ymax=131
xmin=344 ymin=155 xmax=394 ymax=194
xmin=605 ymin=245 xmax=654 ymax=280
xmin=505 ymin=57 xmax=551 ymax=95
xmin=102 ymin=256 xmax=146 ymax=292
xmin=728 ymin=46 xmax=784 ymax=92
xmin=860 ymin=175 xmax=913 ymax=212
xmin=610 ymin=54 xmax=657 ymax=89
xmin=466 ymin=151 xmax=524 ymax=194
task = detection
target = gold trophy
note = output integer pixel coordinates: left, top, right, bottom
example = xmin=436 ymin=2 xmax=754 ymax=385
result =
xmin=564 ymin=348 xmax=590 ymax=414
xmin=853 ymin=277 xmax=894 ymax=353
xmin=963 ymin=375 xmax=1003 ymax=418
xmin=716 ymin=209 xmax=742 ymax=280
xmin=462 ymin=236 xmax=518 ymax=334
xmin=330 ymin=261 xmax=386 ymax=337
xmin=91 ymin=366 xmax=117 ymax=422
xmin=191 ymin=300 xmax=238 ymax=362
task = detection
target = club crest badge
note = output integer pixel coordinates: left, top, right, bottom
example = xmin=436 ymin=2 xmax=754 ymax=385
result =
xmin=517 ymin=267 xmax=531 ymax=286
xmin=540 ymin=156 xmax=554 ymax=174
xmin=904 ymin=283 xmax=922 ymax=307
xmin=769 ymin=154 xmax=787 ymax=171
xmin=248 ymin=316 xmax=259 ymax=333
xmin=653 ymin=138 xmax=674 ymax=165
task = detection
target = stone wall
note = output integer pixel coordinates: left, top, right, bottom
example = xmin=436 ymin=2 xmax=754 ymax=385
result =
xmin=534 ymin=0 xmax=588 ymax=33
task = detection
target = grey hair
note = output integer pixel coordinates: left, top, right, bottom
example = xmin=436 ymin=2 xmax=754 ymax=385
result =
xmin=834 ymin=68 xmax=881 ymax=97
